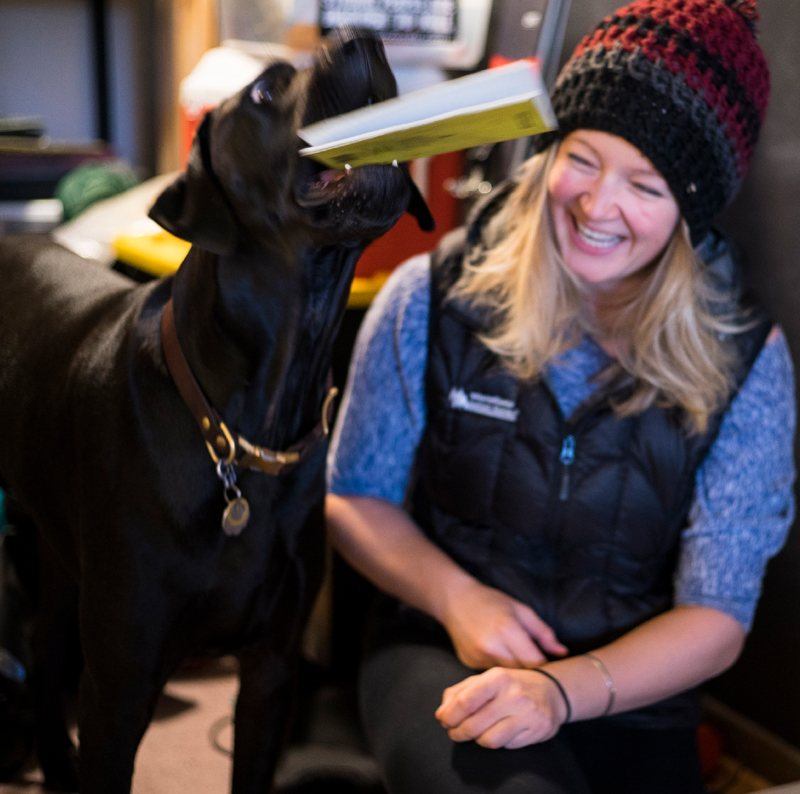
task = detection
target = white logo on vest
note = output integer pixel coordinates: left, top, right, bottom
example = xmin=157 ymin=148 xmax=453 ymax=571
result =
xmin=448 ymin=387 xmax=519 ymax=422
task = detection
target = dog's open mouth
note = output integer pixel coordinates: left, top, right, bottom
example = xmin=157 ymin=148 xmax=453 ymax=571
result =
xmin=300 ymin=165 xmax=351 ymax=200
xmin=294 ymin=156 xmax=411 ymax=241
xmin=281 ymin=28 xmax=433 ymax=239
xmin=297 ymin=161 xmax=402 ymax=204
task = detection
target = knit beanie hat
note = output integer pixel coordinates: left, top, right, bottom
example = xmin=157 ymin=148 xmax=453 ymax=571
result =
xmin=535 ymin=0 xmax=770 ymax=243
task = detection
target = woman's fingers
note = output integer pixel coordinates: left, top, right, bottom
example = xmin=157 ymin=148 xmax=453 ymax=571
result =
xmin=473 ymin=716 xmax=527 ymax=749
xmin=436 ymin=671 xmax=499 ymax=728
xmin=450 ymin=710 xmax=548 ymax=749
xmin=503 ymin=624 xmax=548 ymax=668
xmin=445 ymin=583 xmax=566 ymax=669
xmin=437 ymin=668 xmax=566 ymax=750
xmin=454 ymin=633 xmax=523 ymax=670
xmin=513 ymin=602 xmax=568 ymax=656
xmin=504 ymin=726 xmax=537 ymax=749
xmin=445 ymin=698 xmax=507 ymax=742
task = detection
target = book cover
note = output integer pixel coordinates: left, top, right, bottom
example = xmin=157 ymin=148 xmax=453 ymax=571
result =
xmin=298 ymin=59 xmax=557 ymax=168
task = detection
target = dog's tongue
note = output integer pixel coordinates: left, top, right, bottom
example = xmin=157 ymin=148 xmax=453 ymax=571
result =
xmin=320 ymin=169 xmax=346 ymax=184
xmin=298 ymin=166 xmax=350 ymax=206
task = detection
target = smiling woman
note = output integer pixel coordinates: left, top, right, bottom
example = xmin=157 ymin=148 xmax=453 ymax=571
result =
xmin=547 ymin=130 xmax=680 ymax=290
xmin=449 ymin=127 xmax=737 ymax=433
xmin=325 ymin=2 xmax=795 ymax=793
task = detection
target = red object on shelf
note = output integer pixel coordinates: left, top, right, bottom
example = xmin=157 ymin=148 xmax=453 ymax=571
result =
xmin=179 ymin=105 xmax=213 ymax=166
xmin=355 ymin=151 xmax=463 ymax=277
xmin=487 ymin=54 xmax=540 ymax=69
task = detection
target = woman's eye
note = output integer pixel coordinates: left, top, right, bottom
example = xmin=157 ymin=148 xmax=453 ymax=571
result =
xmin=567 ymin=152 xmax=596 ymax=169
xmin=250 ymin=80 xmax=273 ymax=105
xmin=633 ymin=182 xmax=664 ymax=197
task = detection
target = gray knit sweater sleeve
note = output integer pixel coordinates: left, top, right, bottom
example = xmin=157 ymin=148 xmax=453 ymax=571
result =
xmin=327 ymin=256 xmax=796 ymax=631
xmin=327 ymin=254 xmax=430 ymax=503
xmin=674 ymin=329 xmax=796 ymax=629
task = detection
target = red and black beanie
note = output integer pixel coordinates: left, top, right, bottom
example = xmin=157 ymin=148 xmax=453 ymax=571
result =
xmin=536 ymin=0 xmax=770 ymax=243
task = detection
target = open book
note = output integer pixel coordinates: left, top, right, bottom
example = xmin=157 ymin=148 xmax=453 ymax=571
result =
xmin=298 ymin=60 xmax=557 ymax=168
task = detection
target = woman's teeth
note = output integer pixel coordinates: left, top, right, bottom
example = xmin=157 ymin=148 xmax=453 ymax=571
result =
xmin=576 ymin=221 xmax=623 ymax=249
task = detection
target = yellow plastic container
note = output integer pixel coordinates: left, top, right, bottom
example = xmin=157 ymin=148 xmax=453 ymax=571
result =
xmin=112 ymin=231 xmax=387 ymax=308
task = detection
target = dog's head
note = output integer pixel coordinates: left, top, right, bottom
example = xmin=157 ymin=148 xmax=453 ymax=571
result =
xmin=150 ymin=29 xmax=433 ymax=255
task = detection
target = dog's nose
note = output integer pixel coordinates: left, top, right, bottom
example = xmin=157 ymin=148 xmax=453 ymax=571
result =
xmin=250 ymin=81 xmax=273 ymax=105
xmin=249 ymin=61 xmax=297 ymax=105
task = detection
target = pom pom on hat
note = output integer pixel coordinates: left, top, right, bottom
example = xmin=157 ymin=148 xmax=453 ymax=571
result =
xmin=725 ymin=0 xmax=759 ymax=30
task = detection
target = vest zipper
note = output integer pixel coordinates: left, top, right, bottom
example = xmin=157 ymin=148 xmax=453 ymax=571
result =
xmin=558 ymin=434 xmax=576 ymax=501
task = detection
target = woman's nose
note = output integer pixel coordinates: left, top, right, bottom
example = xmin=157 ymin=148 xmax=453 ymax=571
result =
xmin=579 ymin=179 xmax=620 ymax=220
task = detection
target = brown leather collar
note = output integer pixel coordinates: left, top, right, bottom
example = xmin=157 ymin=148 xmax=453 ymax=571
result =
xmin=160 ymin=298 xmax=337 ymax=476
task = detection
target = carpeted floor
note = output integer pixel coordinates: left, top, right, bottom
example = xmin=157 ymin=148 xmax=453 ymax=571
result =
xmin=1 ymin=658 xmax=238 ymax=793
xmin=0 ymin=658 xmax=786 ymax=794
xmin=1 ymin=657 xmax=382 ymax=794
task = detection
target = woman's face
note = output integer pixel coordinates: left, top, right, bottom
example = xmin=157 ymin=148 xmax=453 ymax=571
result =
xmin=546 ymin=130 xmax=680 ymax=293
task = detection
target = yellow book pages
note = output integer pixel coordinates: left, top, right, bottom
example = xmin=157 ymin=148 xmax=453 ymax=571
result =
xmin=299 ymin=60 xmax=557 ymax=168
xmin=303 ymin=98 xmax=551 ymax=169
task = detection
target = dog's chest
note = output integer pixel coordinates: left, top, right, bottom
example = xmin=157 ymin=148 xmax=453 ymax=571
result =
xmin=174 ymin=456 xmax=327 ymax=643
xmin=194 ymin=534 xmax=325 ymax=651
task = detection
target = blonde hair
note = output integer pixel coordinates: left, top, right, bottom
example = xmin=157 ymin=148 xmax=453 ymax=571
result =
xmin=449 ymin=146 xmax=744 ymax=434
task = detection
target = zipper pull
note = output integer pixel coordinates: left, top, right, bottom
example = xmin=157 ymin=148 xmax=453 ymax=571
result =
xmin=559 ymin=434 xmax=576 ymax=501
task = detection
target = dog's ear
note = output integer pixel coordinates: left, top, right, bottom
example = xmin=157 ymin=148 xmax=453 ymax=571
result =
xmin=404 ymin=170 xmax=435 ymax=232
xmin=148 ymin=115 xmax=238 ymax=256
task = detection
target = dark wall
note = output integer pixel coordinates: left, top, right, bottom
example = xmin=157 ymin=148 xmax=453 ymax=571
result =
xmin=714 ymin=0 xmax=800 ymax=749
xmin=558 ymin=0 xmax=800 ymax=747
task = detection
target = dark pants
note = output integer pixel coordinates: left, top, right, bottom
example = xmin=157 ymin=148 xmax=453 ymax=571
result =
xmin=359 ymin=625 xmax=705 ymax=794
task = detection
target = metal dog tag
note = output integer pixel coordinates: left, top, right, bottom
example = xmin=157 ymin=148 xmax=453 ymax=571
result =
xmin=216 ymin=460 xmax=250 ymax=536
xmin=222 ymin=493 xmax=250 ymax=536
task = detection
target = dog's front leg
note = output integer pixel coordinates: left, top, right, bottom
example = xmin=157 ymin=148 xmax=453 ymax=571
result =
xmin=76 ymin=660 xmax=165 ymax=794
xmin=231 ymin=646 xmax=295 ymax=794
xmin=75 ymin=585 xmax=179 ymax=794
xmin=32 ymin=542 xmax=81 ymax=792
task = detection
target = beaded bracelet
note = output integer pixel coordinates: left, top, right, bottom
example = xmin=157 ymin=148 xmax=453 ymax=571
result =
xmin=584 ymin=652 xmax=616 ymax=716
xmin=531 ymin=667 xmax=572 ymax=724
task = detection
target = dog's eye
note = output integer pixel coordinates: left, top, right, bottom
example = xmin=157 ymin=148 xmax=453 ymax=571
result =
xmin=250 ymin=81 xmax=273 ymax=105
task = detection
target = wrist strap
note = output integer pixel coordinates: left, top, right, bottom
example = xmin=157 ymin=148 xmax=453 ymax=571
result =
xmin=585 ymin=652 xmax=616 ymax=717
xmin=531 ymin=667 xmax=572 ymax=724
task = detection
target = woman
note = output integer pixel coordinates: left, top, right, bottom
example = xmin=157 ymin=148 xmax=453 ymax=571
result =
xmin=326 ymin=1 xmax=795 ymax=791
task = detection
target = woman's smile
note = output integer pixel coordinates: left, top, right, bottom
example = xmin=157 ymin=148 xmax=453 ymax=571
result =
xmin=568 ymin=214 xmax=626 ymax=254
xmin=547 ymin=130 xmax=680 ymax=293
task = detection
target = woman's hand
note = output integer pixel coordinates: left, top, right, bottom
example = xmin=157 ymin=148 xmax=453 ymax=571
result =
xmin=326 ymin=494 xmax=566 ymax=669
xmin=435 ymin=667 xmax=568 ymax=749
xmin=440 ymin=580 xmax=567 ymax=669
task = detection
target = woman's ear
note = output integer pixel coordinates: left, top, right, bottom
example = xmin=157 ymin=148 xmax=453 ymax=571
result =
xmin=148 ymin=114 xmax=238 ymax=256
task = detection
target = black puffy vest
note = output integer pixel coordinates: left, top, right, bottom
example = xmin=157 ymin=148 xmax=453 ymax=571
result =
xmin=410 ymin=189 xmax=770 ymax=728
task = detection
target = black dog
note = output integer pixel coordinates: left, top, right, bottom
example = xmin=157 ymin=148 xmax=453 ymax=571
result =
xmin=0 ymin=29 xmax=431 ymax=793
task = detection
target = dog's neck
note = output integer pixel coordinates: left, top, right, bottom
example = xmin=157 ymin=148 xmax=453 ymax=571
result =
xmin=170 ymin=238 xmax=360 ymax=448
